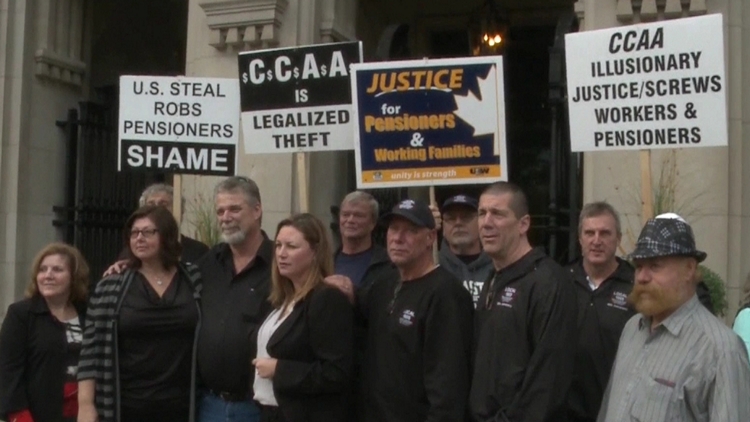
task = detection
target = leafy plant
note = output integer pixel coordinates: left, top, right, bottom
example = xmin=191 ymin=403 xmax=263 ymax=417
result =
xmin=700 ymin=264 xmax=728 ymax=317
xmin=185 ymin=192 xmax=221 ymax=247
xmin=614 ymin=150 xmax=727 ymax=315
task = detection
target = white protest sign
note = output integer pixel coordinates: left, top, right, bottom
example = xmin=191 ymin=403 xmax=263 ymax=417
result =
xmin=565 ymin=14 xmax=727 ymax=152
xmin=118 ymin=75 xmax=240 ymax=175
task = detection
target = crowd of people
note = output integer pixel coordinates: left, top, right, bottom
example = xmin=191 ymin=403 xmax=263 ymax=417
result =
xmin=2 ymin=176 xmax=750 ymax=422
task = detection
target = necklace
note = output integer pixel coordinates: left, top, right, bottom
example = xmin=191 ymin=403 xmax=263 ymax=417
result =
xmin=156 ymin=278 xmax=164 ymax=286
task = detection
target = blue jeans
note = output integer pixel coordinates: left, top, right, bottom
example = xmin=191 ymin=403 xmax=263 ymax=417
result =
xmin=198 ymin=392 xmax=260 ymax=422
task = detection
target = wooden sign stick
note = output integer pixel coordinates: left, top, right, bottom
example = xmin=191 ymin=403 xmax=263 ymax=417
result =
xmin=640 ymin=150 xmax=654 ymax=225
xmin=296 ymin=152 xmax=309 ymax=213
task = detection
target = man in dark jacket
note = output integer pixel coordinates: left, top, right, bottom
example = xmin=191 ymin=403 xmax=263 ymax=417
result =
xmin=471 ymin=182 xmax=578 ymax=422
xmin=332 ymin=191 xmax=397 ymax=422
xmin=565 ymin=202 xmax=635 ymax=422
xmin=437 ymin=195 xmax=494 ymax=307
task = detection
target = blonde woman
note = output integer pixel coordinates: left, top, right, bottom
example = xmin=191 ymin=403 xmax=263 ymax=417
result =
xmin=252 ymin=213 xmax=353 ymax=422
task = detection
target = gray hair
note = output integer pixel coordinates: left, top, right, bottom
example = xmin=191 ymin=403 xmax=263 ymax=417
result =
xmin=139 ymin=183 xmax=174 ymax=206
xmin=578 ymin=201 xmax=622 ymax=236
xmin=214 ymin=176 xmax=262 ymax=206
xmin=341 ymin=191 xmax=379 ymax=222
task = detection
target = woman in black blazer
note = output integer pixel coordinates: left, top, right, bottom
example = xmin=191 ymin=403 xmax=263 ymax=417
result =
xmin=252 ymin=213 xmax=353 ymax=422
xmin=0 ymin=243 xmax=90 ymax=422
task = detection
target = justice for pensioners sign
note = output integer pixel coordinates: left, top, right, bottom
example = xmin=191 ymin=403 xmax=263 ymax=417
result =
xmin=238 ymin=42 xmax=363 ymax=153
xmin=351 ymin=57 xmax=508 ymax=188
xmin=118 ymin=76 xmax=240 ymax=176
xmin=565 ymin=14 xmax=727 ymax=152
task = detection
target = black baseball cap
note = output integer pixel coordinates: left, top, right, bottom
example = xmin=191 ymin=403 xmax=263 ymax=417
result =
xmin=441 ymin=195 xmax=478 ymax=213
xmin=382 ymin=199 xmax=436 ymax=229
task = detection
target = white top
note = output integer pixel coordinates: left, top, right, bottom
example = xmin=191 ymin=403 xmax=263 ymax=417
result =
xmin=253 ymin=304 xmax=294 ymax=406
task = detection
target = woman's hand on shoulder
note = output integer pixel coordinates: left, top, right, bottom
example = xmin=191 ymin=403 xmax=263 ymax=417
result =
xmin=323 ymin=275 xmax=355 ymax=304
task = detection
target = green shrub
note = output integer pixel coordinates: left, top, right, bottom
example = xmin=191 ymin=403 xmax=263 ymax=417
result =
xmin=700 ymin=265 xmax=728 ymax=317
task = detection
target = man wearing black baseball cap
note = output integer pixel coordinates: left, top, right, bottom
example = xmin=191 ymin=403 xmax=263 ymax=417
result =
xmin=438 ymin=195 xmax=493 ymax=308
xmin=358 ymin=199 xmax=474 ymax=422
xmin=598 ymin=214 xmax=750 ymax=422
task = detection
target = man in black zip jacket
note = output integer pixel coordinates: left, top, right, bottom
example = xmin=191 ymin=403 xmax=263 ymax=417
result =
xmin=332 ymin=190 xmax=398 ymax=421
xmin=564 ymin=202 xmax=635 ymax=422
xmin=470 ymin=182 xmax=578 ymax=422
xmin=333 ymin=199 xmax=474 ymax=422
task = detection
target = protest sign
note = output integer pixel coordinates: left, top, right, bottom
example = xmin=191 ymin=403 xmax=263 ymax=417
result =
xmin=351 ymin=56 xmax=507 ymax=189
xmin=238 ymin=42 xmax=363 ymax=154
xmin=565 ymin=14 xmax=727 ymax=152
xmin=118 ymin=75 xmax=240 ymax=176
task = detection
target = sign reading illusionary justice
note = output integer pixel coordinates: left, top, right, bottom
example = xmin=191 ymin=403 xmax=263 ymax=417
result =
xmin=238 ymin=42 xmax=363 ymax=154
xmin=565 ymin=14 xmax=727 ymax=152
xmin=118 ymin=76 xmax=240 ymax=175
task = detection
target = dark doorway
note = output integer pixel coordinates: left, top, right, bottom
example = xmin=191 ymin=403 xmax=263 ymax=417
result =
xmin=54 ymin=0 xmax=190 ymax=280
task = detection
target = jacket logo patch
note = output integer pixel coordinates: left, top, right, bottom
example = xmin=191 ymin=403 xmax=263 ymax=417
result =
xmin=498 ymin=286 xmax=517 ymax=308
xmin=608 ymin=291 xmax=630 ymax=311
xmin=463 ymin=280 xmax=484 ymax=307
xmin=399 ymin=309 xmax=416 ymax=326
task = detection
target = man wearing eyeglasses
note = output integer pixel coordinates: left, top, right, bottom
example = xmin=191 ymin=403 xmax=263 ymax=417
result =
xmin=357 ymin=199 xmax=474 ymax=422
xmin=437 ymin=195 xmax=493 ymax=308
xmin=470 ymin=182 xmax=578 ymax=422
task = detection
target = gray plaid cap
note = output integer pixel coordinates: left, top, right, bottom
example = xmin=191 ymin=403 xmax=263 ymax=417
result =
xmin=629 ymin=217 xmax=707 ymax=262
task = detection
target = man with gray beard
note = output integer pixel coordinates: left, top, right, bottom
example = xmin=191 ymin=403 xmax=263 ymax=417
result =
xmin=195 ymin=176 xmax=274 ymax=422
xmin=437 ymin=195 xmax=493 ymax=307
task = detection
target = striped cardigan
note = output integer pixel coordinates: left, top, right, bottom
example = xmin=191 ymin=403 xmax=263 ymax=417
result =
xmin=77 ymin=263 xmax=202 ymax=422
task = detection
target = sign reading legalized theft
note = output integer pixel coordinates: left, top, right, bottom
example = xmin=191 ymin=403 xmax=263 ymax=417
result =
xmin=565 ymin=14 xmax=727 ymax=152
xmin=238 ymin=42 xmax=362 ymax=154
xmin=351 ymin=57 xmax=507 ymax=188
xmin=118 ymin=76 xmax=240 ymax=176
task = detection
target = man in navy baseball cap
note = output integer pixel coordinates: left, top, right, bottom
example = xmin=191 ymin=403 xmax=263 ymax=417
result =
xmin=436 ymin=195 xmax=492 ymax=308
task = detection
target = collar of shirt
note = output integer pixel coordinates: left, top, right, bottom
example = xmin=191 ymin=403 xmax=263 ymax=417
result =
xmin=214 ymin=233 xmax=273 ymax=273
xmin=638 ymin=294 xmax=699 ymax=336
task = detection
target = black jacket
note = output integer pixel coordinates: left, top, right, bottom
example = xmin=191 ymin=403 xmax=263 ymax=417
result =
xmin=180 ymin=235 xmax=209 ymax=264
xmin=0 ymin=296 xmax=86 ymax=422
xmin=565 ymin=258 xmax=635 ymax=422
xmin=334 ymin=245 xmax=397 ymax=422
xmin=265 ymin=285 xmax=354 ymax=422
xmin=471 ymin=248 xmax=578 ymax=422
xmin=361 ymin=266 xmax=474 ymax=422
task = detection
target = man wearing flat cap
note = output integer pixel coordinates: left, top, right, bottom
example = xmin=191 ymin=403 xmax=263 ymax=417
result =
xmin=597 ymin=213 xmax=750 ymax=422
xmin=357 ymin=199 xmax=474 ymax=422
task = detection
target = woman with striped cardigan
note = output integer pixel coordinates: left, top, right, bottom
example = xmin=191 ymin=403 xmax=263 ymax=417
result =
xmin=77 ymin=206 xmax=202 ymax=422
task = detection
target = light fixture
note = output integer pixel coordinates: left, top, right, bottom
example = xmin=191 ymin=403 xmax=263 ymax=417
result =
xmin=470 ymin=0 xmax=508 ymax=56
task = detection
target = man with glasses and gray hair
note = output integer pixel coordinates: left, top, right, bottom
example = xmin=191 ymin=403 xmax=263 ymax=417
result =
xmin=471 ymin=181 xmax=577 ymax=422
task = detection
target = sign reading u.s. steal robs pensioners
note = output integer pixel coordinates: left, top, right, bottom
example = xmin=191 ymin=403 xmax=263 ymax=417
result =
xmin=350 ymin=56 xmax=508 ymax=189
xmin=238 ymin=42 xmax=363 ymax=154
xmin=565 ymin=14 xmax=727 ymax=152
xmin=118 ymin=76 xmax=240 ymax=176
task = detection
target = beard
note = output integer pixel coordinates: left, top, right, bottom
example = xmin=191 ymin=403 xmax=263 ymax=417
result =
xmin=221 ymin=224 xmax=248 ymax=245
xmin=628 ymin=282 xmax=686 ymax=318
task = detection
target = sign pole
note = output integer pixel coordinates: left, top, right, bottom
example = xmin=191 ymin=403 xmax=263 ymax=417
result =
xmin=173 ymin=174 xmax=183 ymax=227
xmin=639 ymin=150 xmax=654 ymax=225
xmin=429 ymin=186 xmax=439 ymax=262
xmin=296 ymin=152 xmax=309 ymax=213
